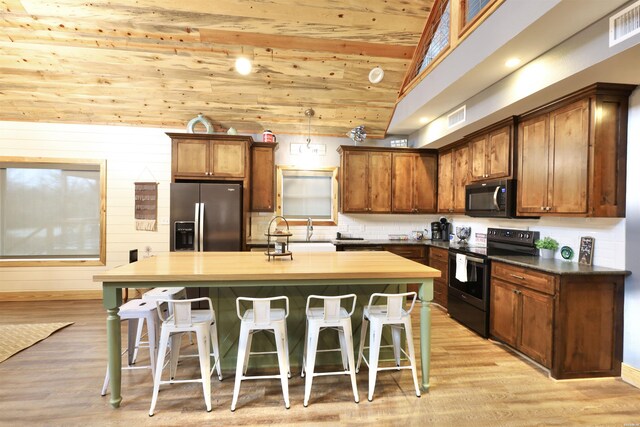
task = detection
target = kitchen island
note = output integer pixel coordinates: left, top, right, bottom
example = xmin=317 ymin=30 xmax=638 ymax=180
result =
xmin=94 ymin=251 xmax=440 ymax=408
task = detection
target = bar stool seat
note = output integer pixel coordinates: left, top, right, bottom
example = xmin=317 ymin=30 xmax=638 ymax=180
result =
xmin=301 ymin=294 xmax=359 ymax=407
xmin=100 ymin=298 xmax=158 ymax=396
xmin=356 ymin=292 xmax=421 ymax=401
xmin=231 ymin=296 xmax=290 ymax=411
xmin=149 ymin=297 xmax=222 ymax=416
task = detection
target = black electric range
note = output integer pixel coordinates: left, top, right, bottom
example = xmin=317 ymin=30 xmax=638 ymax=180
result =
xmin=447 ymin=228 xmax=539 ymax=337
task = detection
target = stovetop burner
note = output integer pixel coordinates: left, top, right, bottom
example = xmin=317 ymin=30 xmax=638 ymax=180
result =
xmin=449 ymin=228 xmax=539 ymax=258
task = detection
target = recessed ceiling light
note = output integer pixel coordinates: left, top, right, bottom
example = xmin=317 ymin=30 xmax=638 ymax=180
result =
xmin=505 ymin=57 xmax=521 ymax=68
xmin=235 ymin=57 xmax=252 ymax=75
xmin=419 ymin=117 xmax=430 ymax=124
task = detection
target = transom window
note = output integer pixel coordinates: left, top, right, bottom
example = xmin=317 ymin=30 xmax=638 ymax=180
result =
xmin=0 ymin=157 xmax=106 ymax=266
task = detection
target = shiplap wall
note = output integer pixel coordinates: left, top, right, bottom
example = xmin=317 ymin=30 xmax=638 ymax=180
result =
xmin=0 ymin=121 xmax=177 ymax=292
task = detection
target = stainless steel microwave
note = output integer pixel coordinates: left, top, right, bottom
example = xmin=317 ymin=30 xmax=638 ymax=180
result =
xmin=465 ymin=179 xmax=516 ymax=218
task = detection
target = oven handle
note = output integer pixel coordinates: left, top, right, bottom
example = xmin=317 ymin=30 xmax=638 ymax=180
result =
xmin=465 ymin=255 xmax=485 ymax=264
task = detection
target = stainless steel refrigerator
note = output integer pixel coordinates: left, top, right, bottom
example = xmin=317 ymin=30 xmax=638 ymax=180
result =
xmin=170 ymin=182 xmax=242 ymax=302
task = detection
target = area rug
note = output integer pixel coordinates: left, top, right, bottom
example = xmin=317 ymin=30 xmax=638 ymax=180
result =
xmin=0 ymin=322 xmax=73 ymax=363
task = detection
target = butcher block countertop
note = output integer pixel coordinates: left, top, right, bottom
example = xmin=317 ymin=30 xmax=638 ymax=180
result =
xmin=94 ymin=251 xmax=441 ymax=283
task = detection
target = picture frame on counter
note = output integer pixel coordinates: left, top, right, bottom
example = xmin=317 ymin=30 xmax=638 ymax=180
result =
xmin=579 ymin=236 xmax=594 ymax=265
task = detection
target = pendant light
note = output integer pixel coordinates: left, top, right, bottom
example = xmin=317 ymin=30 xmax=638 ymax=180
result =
xmin=305 ymin=108 xmax=315 ymax=147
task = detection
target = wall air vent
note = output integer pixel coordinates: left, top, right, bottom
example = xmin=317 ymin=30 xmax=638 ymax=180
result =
xmin=447 ymin=105 xmax=466 ymax=128
xmin=610 ymin=0 xmax=640 ymax=47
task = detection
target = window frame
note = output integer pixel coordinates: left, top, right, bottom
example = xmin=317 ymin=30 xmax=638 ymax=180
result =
xmin=275 ymin=165 xmax=338 ymax=226
xmin=0 ymin=156 xmax=107 ymax=267
xmin=458 ymin=0 xmax=499 ymax=37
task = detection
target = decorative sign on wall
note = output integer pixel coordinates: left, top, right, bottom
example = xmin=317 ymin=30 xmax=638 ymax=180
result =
xmin=135 ymin=182 xmax=158 ymax=231
xmin=579 ymin=236 xmax=595 ymax=265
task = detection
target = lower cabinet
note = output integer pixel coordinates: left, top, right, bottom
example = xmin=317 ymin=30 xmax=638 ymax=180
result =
xmin=385 ymin=245 xmax=428 ymax=295
xmin=428 ymin=247 xmax=448 ymax=309
xmin=490 ymin=261 xmax=624 ymax=379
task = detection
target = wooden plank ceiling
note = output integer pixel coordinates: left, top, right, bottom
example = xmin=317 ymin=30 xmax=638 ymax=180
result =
xmin=0 ymin=1 xmax=432 ymax=138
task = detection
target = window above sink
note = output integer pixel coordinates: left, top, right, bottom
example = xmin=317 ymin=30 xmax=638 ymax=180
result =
xmin=276 ymin=166 xmax=338 ymax=226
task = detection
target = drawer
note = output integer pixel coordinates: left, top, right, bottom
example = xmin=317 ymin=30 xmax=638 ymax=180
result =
xmin=429 ymin=247 xmax=448 ymax=263
xmin=492 ymin=262 xmax=556 ymax=295
xmin=385 ymin=245 xmax=426 ymax=259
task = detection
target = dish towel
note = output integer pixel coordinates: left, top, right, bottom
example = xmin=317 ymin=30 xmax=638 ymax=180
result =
xmin=455 ymin=253 xmax=468 ymax=282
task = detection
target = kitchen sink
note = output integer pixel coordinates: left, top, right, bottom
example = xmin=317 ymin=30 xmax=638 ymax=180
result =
xmin=288 ymin=241 xmax=335 ymax=252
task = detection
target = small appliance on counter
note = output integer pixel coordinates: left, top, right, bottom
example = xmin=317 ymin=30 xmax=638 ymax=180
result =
xmin=439 ymin=217 xmax=450 ymax=242
xmin=430 ymin=221 xmax=442 ymax=240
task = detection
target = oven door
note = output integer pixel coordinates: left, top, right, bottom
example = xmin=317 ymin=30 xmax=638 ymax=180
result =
xmin=448 ymin=251 xmax=489 ymax=311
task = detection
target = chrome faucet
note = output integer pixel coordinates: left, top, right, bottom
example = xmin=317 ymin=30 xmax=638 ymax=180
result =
xmin=306 ymin=217 xmax=314 ymax=241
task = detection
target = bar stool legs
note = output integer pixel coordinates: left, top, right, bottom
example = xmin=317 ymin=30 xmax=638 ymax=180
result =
xmin=231 ymin=296 xmax=290 ymax=411
xmin=301 ymin=294 xmax=359 ymax=407
xmin=356 ymin=292 xmax=421 ymax=402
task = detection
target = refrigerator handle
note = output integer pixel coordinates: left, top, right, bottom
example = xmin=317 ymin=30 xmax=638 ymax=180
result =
xmin=199 ymin=203 xmax=205 ymax=252
xmin=194 ymin=203 xmax=200 ymax=251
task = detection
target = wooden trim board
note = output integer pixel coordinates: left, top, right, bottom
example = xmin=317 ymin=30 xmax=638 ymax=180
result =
xmin=622 ymin=363 xmax=640 ymax=389
xmin=0 ymin=290 xmax=103 ymax=301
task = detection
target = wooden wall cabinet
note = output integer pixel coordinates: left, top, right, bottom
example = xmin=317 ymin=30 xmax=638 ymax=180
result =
xmin=490 ymin=261 xmax=625 ymax=379
xmin=339 ymin=147 xmax=391 ymax=213
xmin=250 ymin=143 xmax=276 ymax=212
xmin=392 ymin=152 xmax=438 ymax=213
xmin=169 ymin=133 xmax=252 ymax=180
xmin=428 ymin=247 xmax=449 ymax=309
xmin=468 ymin=118 xmax=515 ymax=182
xmin=517 ymin=83 xmax=634 ymax=217
xmin=437 ymin=143 xmax=469 ymax=213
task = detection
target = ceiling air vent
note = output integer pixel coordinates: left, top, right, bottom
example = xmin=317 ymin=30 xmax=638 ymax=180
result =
xmin=448 ymin=105 xmax=466 ymax=128
xmin=609 ymin=0 xmax=640 ymax=47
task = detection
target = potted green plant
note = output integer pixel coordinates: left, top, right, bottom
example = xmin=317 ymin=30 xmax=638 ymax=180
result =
xmin=535 ymin=237 xmax=559 ymax=259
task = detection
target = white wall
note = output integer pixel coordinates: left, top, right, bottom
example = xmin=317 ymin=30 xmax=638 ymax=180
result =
xmin=624 ymin=88 xmax=640 ymax=366
xmin=0 ymin=121 xmax=177 ymax=292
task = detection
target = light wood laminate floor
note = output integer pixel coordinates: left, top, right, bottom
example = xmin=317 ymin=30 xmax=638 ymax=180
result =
xmin=0 ymin=300 xmax=639 ymax=426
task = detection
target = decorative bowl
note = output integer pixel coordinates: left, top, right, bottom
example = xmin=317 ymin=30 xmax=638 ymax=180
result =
xmin=455 ymin=226 xmax=471 ymax=242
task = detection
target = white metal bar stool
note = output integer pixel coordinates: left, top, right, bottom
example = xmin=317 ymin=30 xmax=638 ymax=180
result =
xmin=149 ymin=297 xmax=223 ymax=416
xmin=231 ymin=296 xmax=291 ymax=411
xmin=301 ymin=294 xmax=359 ymax=407
xmin=100 ymin=298 xmax=158 ymax=396
xmin=356 ymin=292 xmax=421 ymax=402
xmin=131 ymin=287 xmax=188 ymax=363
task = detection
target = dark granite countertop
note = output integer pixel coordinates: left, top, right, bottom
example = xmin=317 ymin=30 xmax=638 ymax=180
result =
xmin=489 ymin=255 xmax=630 ymax=276
xmin=331 ymin=238 xmax=451 ymax=247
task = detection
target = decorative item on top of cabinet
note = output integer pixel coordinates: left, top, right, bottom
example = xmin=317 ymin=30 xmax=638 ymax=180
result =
xmin=338 ymin=146 xmax=392 ymax=213
xmin=168 ymin=133 xmax=252 ymax=180
xmin=391 ymin=150 xmax=438 ymax=213
xmin=467 ymin=117 xmax=516 ymax=182
xmin=250 ymin=142 xmax=277 ymax=212
xmin=438 ymin=142 xmax=469 ymax=213
xmin=517 ymin=83 xmax=635 ymax=217
xmin=490 ymin=261 xmax=625 ymax=379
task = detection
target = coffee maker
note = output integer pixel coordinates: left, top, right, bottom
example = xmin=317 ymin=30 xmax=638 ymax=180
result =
xmin=430 ymin=221 xmax=442 ymax=240
xmin=431 ymin=217 xmax=450 ymax=242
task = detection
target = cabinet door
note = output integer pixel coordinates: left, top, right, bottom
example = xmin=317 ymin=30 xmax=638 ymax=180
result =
xmin=173 ymin=139 xmax=209 ymax=177
xmin=518 ymin=115 xmax=549 ymax=214
xmin=490 ymin=279 xmax=519 ymax=347
xmin=519 ymin=287 xmax=554 ymax=367
xmin=487 ymin=126 xmax=511 ymax=179
xmin=548 ymin=99 xmax=589 ymax=214
xmin=438 ymin=150 xmax=453 ymax=212
xmin=369 ymin=152 xmax=392 ymax=213
xmin=392 ymin=153 xmax=415 ymax=213
xmin=453 ymin=145 xmax=469 ymax=212
xmin=211 ymin=141 xmax=245 ymax=177
xmin=342 ymin=151 xmax=369 ymax=212
xmin=469 ymin=135 xmax=487 ymax=181
xmin=414 ymin=154 xmax=437 ymax=213
xmin=430 ymin=258 xmax=448 ymax=309
xmin=250 ymin=146 xmax=274 ymax=211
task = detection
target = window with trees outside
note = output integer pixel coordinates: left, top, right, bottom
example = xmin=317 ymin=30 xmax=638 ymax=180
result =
xmin=0 ymin=157 xmax=106 ymax=266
